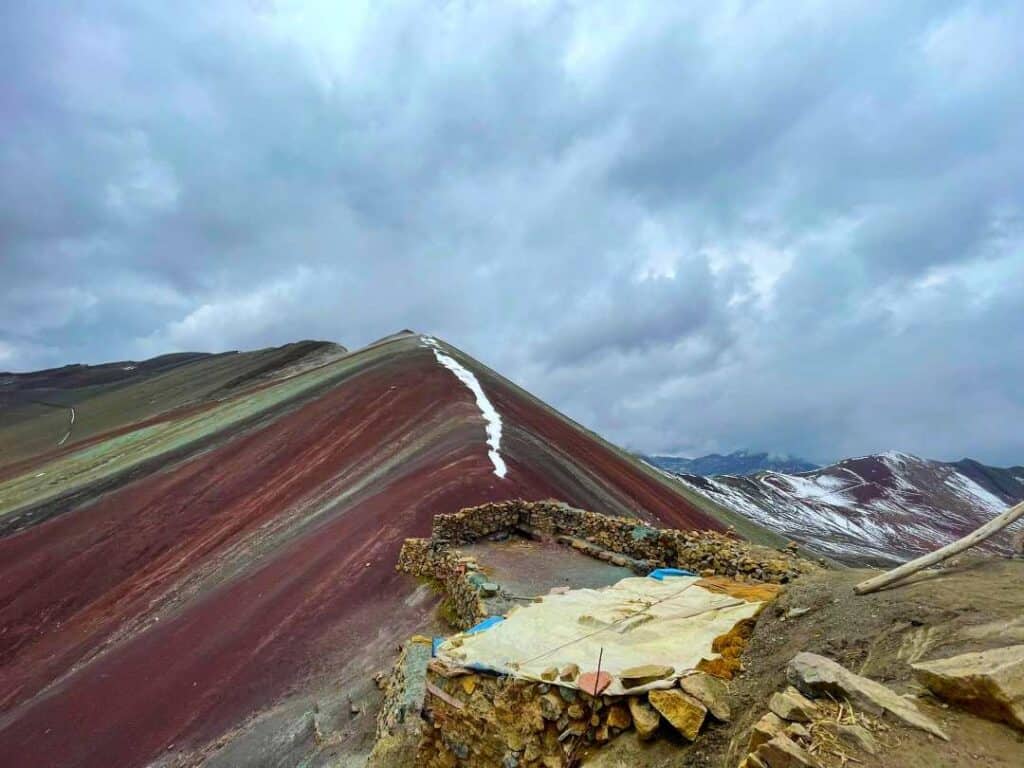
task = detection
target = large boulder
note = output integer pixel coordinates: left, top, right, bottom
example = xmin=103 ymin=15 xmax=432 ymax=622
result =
xmin=911 ymin=644 xmax=1024 ymax=732
xmin=787 ymin=652 xmax=948 ymax=740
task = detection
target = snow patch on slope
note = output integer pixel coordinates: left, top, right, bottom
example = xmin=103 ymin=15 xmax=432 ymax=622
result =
xmin=669 ymin=454 xmax=1021 ymax=566
xmin=422 ymin=337 xmax=507 ymax=479
xmin=774 ymin=473 xmax=852 ymax=506
xmin=944 ymin=472 xmax=1007 ymax=515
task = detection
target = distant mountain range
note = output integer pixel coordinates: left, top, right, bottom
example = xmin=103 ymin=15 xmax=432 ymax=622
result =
xmin=644 ymin=450 xmax=819 ymax=476
xmin=660 ymin=451 xmax=1024 ymax=566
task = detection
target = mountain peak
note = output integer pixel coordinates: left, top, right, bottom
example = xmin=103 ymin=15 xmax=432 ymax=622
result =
xmin=645 ymin=450 xmax=819 ymax=477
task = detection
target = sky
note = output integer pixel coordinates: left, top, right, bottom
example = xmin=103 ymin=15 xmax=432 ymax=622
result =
xmin=1 ymin=1 xmax=1022 ymax=466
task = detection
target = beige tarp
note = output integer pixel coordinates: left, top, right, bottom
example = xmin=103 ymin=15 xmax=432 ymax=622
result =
xmin=436 ymin=575 xmax=769 ymax=696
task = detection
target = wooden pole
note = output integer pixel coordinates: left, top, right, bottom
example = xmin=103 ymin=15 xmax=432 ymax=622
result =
xmin=854 ymin=500 xmax=1024 ymax=595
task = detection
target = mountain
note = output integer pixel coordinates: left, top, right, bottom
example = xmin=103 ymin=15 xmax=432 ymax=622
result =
xmin=0 ymin=332 xmax=775 ymax=768
xmin=666 ymin=451 xmax=1024 ymax=566
xmin=644 ymin=450 xmax=819 ymax=476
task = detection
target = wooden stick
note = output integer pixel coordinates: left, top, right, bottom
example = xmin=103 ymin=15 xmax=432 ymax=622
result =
xmin=426 ymin=682 xmax=464 ymax=709
xmin=854 ymin=500 xmax=1024 ymax=595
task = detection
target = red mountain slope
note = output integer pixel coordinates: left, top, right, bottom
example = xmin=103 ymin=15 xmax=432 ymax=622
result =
xmin=0 ymin=333 xmax=765 ymax=768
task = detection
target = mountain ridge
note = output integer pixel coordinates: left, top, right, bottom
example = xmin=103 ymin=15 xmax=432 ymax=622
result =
xmin=644 ymin=450 xmax=819 ymax=476
xmin=0 ymin=332 xmax=772 ymax=768
xmin=666 ymin=450 xmax=1024 ymax=566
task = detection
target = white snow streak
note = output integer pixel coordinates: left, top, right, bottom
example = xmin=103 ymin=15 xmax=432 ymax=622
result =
xmin=422 ymin=337 xmax=507 ymax=479
xmin=57 ymin=406 xmax=75 ymax=447
xmin=944 ymin=472 xmax=1007 ymax=515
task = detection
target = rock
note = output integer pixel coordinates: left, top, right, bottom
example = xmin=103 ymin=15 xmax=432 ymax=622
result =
xmin=559 ymin=722 xmax=586 ymax=741
xmin=784 ymin=722 xmax=810 ymax=742
xmin=628 ymin=696 xmax=661 ymax=740
xmin=911 ymin=644 xmax=1024 ymax=732
xmin=784 ymin=607 xmax=811 ymax=620
xmin=679 ymin=672 xmax=731 ymax=722
xmin=579 ymin=671 xmax=612 ymax=696
xmin=738 ymin=754 xmax=768 ymax=768
xmin=788 ymin=652 xmax=948 ymax=740
xmin=540 ymin=667 xmax=558 ymax=682
xmin=648 ymin=689 xmax=707 ymax=741
xmin=768 ymin=688 xmax=818 ymax=723
xmin=748 ymin=712 xmax=786 ymax=752
xmin=559 ymin=663 xmax=580 ymax=682
xmin=460 ymin=675 xmax=477 ymax=695
xmin=620 ymin=664 xmax=675 ymax=688
xmin=539 ymin=692 xmax=564 ymax=721
xmin=567 ymin=703 xmax=584 ymax=719
xmin=754 ymin=734 xmax=821 ymax=767
xmin=606 ymin=704 xmax=632 ymax=730
xmin=822 ymin=723 xmax=878 ymax=755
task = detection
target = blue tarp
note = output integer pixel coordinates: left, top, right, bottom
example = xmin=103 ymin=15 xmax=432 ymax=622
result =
xmin=432 ymin=616 xmax=505 ymax=658
xmin=464 ymin=615 xmax=504 ymax=635
xmin=648 ymin=567 xmax=697 ymax=580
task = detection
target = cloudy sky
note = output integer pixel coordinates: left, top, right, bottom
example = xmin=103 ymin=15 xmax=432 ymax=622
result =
xmin=2 ymin=1 xmax=1022 ymax=465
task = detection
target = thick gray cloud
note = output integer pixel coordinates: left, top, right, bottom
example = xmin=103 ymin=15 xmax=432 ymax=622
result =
xmin=1 ymin=1 xmax=1022 ymax=465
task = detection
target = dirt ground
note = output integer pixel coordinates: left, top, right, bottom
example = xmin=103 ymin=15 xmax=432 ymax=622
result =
xmin=583 ymin=554 xmax=1024 ymax=767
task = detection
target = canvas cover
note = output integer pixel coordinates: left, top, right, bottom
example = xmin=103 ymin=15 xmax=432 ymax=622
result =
xmin=436 ymin=575 xmax=773 ymax=696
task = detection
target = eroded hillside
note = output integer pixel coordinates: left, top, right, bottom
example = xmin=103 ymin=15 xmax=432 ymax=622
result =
xmin=0 ymin=332 xmax=767 ymax=768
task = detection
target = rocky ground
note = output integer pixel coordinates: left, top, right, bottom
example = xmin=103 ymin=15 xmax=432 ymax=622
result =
xmin=583 ymin=553 xmax=1024 ymax=767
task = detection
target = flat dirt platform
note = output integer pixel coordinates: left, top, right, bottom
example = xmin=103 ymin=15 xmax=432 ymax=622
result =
xmin=462 ymin=535 xmax=635 ymax=596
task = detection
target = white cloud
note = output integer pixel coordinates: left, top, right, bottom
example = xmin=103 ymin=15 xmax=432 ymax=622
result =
xmin=2 ymin=0 xmax=1023 ymax=464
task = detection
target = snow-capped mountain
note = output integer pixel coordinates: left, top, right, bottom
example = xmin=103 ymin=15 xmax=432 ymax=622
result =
xmin=644 ymin=450 xmax=819 ymax=476
xmin=669 ymin=451 xmax=1024 ymax=565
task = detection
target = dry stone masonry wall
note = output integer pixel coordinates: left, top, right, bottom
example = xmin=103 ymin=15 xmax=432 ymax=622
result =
xmin=367 ymin=639 xmax=433 ymax=767
xmin=396 ymin=540 xmax=489 ymax=630
xmin=385 ymin=500 xmax=818 ymax=767
xmin=402 ymin=500 xmax=809 ymax=601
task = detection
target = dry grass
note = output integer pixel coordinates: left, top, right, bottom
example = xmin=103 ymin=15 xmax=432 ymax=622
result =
xmin=804 ymin=697 xmax=901 ymax=767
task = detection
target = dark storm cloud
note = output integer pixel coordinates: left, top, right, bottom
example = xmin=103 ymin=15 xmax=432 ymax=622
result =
xmin=1 ymin=1 xmax=1022 ymax=465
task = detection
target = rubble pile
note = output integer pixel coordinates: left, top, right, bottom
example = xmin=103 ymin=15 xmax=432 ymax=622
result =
xmin=736 ymin=652 xmax=949 ymax=767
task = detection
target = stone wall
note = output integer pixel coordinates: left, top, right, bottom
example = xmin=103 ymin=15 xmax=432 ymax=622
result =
xmin=414 ymin=670 xmax=629 ymax=767
xmin=396 ymin=539 xmax=488 ymax=630
xmin=427 ymin=499 xmax=809 ymax=584
xmin=367 ymin=639 xmax=432 ymax=768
